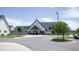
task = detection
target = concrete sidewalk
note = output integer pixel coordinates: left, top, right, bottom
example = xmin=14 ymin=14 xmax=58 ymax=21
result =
xmin=0 ymin=42 xmax=32 ymax=51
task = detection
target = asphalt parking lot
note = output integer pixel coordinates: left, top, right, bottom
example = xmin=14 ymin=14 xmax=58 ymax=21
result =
xmin=0 ymin=35 xmax=79 ymax=51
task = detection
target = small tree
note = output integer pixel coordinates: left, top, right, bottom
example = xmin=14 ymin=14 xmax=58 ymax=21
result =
xmin=53 ymin=21 xmax=70 ymax=40
xmin=76 ymin=28 xmax=79 ymax=33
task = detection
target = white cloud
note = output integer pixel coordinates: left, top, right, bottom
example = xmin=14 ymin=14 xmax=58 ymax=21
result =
xmin=6 ymin=18 xmax=27 ymax=27
xmin=6 ymin=17 xmax=79 ymax=30
xmin=60 ymin=8 xmax=79 ymax=30
xmin=62 ymin=8 xmax=79 ymax=18
xmin=40 ymin=18 xmax=56 ymax=22
xmin=61 ymin=19 xmax=79 ymax=30
xmin=67 ymin=21 xmax=79 ymax=30
xmin=40 ymin=18 xmax=79 ymax=30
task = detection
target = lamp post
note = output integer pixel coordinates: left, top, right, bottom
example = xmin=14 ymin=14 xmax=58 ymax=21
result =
xmin=56 ymin=11 xmax=60 ymax=38
xmin=56 ymin=11 xmax=59 ymax=22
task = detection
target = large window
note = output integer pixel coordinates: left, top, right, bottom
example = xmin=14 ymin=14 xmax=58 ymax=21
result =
xmin=49 ymin=26 xmax=52 ymax=29
xmin=4 ymin=30 xmax=7 ymax=33
xmin=17 ymin=27 xmax=22 ymax=32
xmin=1 ymin=34 xmax=4 ymax=36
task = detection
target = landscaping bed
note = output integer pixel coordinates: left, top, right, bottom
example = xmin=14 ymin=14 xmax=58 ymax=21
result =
xmin=51 ymin=36 xmax=73 ymax=42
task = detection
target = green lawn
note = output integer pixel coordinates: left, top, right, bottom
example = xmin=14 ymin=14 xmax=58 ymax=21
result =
xmin=51 ymin=35 xmax=74 ymax=42
xmin=0 ymin=34 xmax=23 ymax=38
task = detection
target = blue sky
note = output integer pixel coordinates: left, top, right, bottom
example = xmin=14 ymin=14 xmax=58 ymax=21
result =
xmin=0 ymin=7 xmax=79 ymax=30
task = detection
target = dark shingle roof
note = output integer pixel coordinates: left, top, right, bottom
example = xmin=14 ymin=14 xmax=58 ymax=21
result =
xmin=14 ymin=20 xmax=56 ymax=32
xmin=41 ymin=22 xmax=56 ymax=31
xmin=14 ymin=26 xmax=29 ymax=32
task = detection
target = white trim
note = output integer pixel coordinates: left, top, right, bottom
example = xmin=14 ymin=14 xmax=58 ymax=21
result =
xmin=0 ymin=15 xmax=10 ymax=35
xmin=27 ymin=20 xmax=46 ymax=32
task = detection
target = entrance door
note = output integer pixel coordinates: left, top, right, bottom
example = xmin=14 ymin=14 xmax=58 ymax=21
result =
xmin=31 ymin=26 xmax=40 ymax=35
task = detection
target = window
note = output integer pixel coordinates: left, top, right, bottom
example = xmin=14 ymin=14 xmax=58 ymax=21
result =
xmin=17 ymin=28 xmax=22 ymax=32
xmin=49 ymin=26 xmax=52 ymax=29
xmin=24 ymin=27 xmax=26 ymax=29
xmin=4 ymin=30 xmax=7 ymax=33
xmin=1 ymin=34 xmax=4 ymax=36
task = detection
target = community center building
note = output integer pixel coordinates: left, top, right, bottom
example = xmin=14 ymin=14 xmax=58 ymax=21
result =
xmin=0 ymin=15 xmax=55 ymax=35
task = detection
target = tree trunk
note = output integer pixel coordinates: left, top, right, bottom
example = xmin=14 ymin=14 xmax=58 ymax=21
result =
xmin=57 ymin=33 xmax=60 ymax=39
xmin=63 ymin=33 xmax=64 ymax=41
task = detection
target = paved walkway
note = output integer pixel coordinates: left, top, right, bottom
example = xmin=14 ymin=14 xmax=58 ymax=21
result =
xmin=0 ymin=35 xmax=79 ymax=51
xmin=0 ymin=42 xmax=32 ymax=51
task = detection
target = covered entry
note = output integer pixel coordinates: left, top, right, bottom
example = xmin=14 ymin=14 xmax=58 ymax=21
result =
xmin=27 ymin=20 xmax=46 ymax=35
xmin=29 ymin=25 xmax=45 ymax=34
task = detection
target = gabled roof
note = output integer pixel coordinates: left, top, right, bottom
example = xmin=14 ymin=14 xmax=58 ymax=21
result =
xmin=27 ymin=19 xmax=57 ymax=31
xmin=14 ymin=26 xmax=29 ymax=32
xmin=27 ymin=20 xmax=46 ymax=31
xmin=41 ymin=22 xmax=56 ymax=31
xmin=0 ymin=15 xmax=10 ymax=31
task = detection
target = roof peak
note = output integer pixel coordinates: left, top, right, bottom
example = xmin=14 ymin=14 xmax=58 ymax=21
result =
xmin=0 ymin=15 xmax=5 ymax=18
xmin=0 ymin=15 xmax=5 ymax=16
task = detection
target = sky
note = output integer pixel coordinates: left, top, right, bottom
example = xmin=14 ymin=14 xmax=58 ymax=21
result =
xmin=0 ymin=7 xmax=79 ymax=30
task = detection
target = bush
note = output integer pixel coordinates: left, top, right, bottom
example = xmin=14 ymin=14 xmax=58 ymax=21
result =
xmin=51 ymin=38 xmax=72 ymax=42
xmin=46 ymin=33 xmax=52 ymax=35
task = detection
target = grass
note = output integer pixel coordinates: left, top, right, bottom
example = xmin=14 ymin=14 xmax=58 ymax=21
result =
xmin=51 ymin=35 xmax=73 ymax=42
xmin=63 ymin=36 xmax=73 ymax=39
xmin=0 ymin=34 xmax=23 ymax=38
